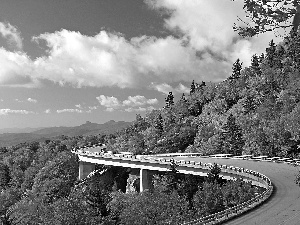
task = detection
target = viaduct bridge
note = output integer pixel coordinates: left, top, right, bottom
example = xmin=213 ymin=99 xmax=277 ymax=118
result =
xmin=72 ymin=147 xmax=300 ymax=224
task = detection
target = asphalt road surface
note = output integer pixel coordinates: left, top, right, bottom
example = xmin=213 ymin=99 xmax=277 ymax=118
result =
xmin=174 ymin=157 xmax=300 ymax=225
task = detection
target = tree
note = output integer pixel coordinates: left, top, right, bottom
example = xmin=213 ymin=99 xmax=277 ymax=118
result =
xmin=190 ymin=80 xmax=196 ymax=95
xmin=265 ymin=40 xmax=277 ymax=68
xmin=251 ymin=54 xmax=261 ymax=76
xmin=229 ymin=58 xmax=243 ymax=81
xmin=233 ymin=0 xmax=298 ymax=37
xmin=206 ymin=163 xmax=224 ymax=185
xmin=165 ymin=91 xmax=174 ymax=108
xmin=0 ymin=162 xmax=10 ymax=189
xmin=108 ymin=190 xmax=191 ymax=225
xmin=220 ymin=114 xmax=245 ymax=155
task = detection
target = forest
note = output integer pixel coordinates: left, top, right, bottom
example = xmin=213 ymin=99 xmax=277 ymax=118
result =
xmin=1 ymin=18 xmax=300 ymax=225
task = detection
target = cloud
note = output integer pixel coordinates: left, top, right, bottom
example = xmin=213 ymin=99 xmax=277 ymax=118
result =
xmin=125 ymin=106 xmax=156 ymax=112
xmin=96 ymin=95 xmax=121 ymax=112
xmin=0 ymin=109 xmax=33 ymax=115
xmin=0 ymin=48 xmax=39 ymax=88
xmin=175 ymin=83 xmax=189 ymax=93
xmin=45 ymin=109 xmax=51 ymax=114
xmin=146 ymin=0 xmax=279 ymax=67
xmin=0 ymin=22 xmax=23 ymax=50
xmin=122 ymin=95 xmax=158 ymax=107
xmin=27 ymin=98 xmax=37 ymax=103
xmin=15 ymin=99 xmax=23 ymax=103
xmin=56 ymin=108 xmax=84 ymax=113
xmin=97 ymin=95 xmax=158 ymax=112
xmin=0 ymin=3 xmax=281 ymax=88
xmin=150 ymin=82 xmax=189 ymax=94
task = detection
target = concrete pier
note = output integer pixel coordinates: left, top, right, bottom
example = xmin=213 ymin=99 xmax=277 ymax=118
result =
xmin=79 ymin=161 xmax=95 ymax=180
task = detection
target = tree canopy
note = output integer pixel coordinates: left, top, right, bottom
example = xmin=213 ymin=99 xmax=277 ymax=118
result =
xmin=234 ymin=0 xmax=299 ymax=36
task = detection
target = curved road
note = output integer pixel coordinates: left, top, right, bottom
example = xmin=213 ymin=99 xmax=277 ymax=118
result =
xmin=174 ymin=157 xmax=300 ymax=225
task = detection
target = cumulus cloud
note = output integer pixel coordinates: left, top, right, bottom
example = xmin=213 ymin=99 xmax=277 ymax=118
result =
xmin=146 ymin=0 xmax=278 ymax=67
xmin=0 ymin=3 xmax=280 ymax=88
xmin=0 ymin=48 xmax=39 ymax=88
xmin=27 ymin=98 xmax=37 ymax=103
xmin=97 ymin=95 xmax=158 ymax=112
xmin=0 ymin=109 xmax=33 ymax=115
xmin=125 ymin=106 xmax=156 ymax=112
xmin=45 ymin=109 xmax=51 ymax=114
xmin=56 ymin=108 xmax=84 ymax=113
xmin=122 ymin=95 xmax=158 ymax=107
xmin=0 ymin=22 xmax=23 ymax=50
xmin=96 ymin=95 xmax=121 ymax=111
xmin=150 ymin=82 xmax=189 ymax=94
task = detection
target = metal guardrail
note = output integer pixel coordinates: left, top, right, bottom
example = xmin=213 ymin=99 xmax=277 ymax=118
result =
xmin=181 ymin=169 xmax=272 ymax=225
xmin=72 ymin=148 xmax=274 ymax=225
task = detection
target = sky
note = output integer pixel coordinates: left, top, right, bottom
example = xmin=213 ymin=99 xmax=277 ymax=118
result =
xmin=0 ymin=0 xmax=284 ymax=129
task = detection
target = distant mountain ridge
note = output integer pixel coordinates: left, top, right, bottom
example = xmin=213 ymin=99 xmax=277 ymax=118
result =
xmin=0 ymin=120 xmax=132 ymax=147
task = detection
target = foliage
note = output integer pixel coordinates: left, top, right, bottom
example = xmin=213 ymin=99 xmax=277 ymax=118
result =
xmin=233 ymin=0 xmax=297 ymax=37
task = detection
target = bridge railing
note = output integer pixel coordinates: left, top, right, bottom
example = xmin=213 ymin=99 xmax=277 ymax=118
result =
xmin=181 ymin=167 xmax=273 ymax=225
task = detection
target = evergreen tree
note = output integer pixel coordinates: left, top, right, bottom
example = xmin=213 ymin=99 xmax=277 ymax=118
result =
xmin=154 ymin=114 xmax=164 ymax=132
xmin=190 ymin=80 xmax=196 ymax=95
xmin=206 ymin=164 xmax=223 ymax=185
xmin=251 ymin=54 xmax=261 ymax=76
xmin=229 ymin=58 xmax=242 ymax=81
xmin=220 ymin=114 xmax=244 ymax=155
xmin=266 ymin=40 xmax=276 ymax=68
xmin=165 ymin=92 xmax=174 ymax=108
xmin=243 ymin=96 xmax=256 ymax=113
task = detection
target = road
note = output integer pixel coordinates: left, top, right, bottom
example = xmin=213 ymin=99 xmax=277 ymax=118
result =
xmin=174 ymin=157 xmax=300 ymax=225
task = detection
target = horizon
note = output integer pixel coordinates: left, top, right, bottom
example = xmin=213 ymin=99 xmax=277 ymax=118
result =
xmin=0 ymin=0 xmax=283 ymax=129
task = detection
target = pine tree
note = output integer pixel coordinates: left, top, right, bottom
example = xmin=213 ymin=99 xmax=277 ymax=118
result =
xmin=243 ymin=96 xmax=256 ymax=113
xmin=165 ymin=92 xmax=174 ymax=108
xmin=154 ymin=114 xmax=164 ymax=132
xmin=229 ymin=58 xmax=242 ymax=81
xmin=266 ymin=39 xmax=276 ymax=68
xmin=190 ymin=80 xmax=196 ymax=95
xmin=220 ymin=114 xmax=244 ymax=155
xmin=251 ymin=54 xmax=261 ymax=76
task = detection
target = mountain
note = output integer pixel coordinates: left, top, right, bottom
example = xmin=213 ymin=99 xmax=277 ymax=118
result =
xmin=0 ymin=127 xmax=45 ymax=134
xmin=0 ymin=120 xmax=132 ymax=147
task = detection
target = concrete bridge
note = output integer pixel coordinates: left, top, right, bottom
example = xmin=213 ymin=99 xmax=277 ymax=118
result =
xmin=72 ymin=147 xmax=300 ymax=224
xmin=72 ymin=148 xmax=271 ymax=192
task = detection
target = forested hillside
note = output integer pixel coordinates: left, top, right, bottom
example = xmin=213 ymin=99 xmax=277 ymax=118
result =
xmin=1 ymin=31 xmax=300 ymax=224
xmin=108 ymin=33 xmax=300 ymax=158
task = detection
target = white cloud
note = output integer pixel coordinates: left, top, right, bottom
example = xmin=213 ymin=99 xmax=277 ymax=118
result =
xmin=15 ymin=99 xmax=23 ymax=103
xmin=27 ymin=98 xmax=37 ymax=103
xmin=56 ymin=108 xmax=84 ymax=113
xmin=150 ymin=82 xmax=189 ymax=94
xmin=75 ymin=104 xmax=82 ymax=109
xmin=97 ymin=94 xmax=158 ymax=112
xmin=0 ymin=48 xmax=39 ymax=88
xmin=146 ymin=0 xmax=280 ymax=67
xmin=175 ymin=83 xmax=189 ymax=94
xmin=0 ymin=4 xmax=282 ymax=88
xmin=45 ymin=109 xmax=51 ymax=114
xmin=0 ymin=22 xmax=23 ymax=50
xmin=150 ymin=83 xmax=173 ymax=94
xmin=96 ymin=95 xmax=121 ymax=109
xmin=0 ymin=109 xmax=33 ymax=115
xmin=122 ymin=95 xmax=158 ymax=107
xmin=125 ymin=106 xmax=156 ymax=112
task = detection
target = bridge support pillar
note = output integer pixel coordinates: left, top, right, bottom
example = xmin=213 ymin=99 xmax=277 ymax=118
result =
xmin=79 ymin=161 xmax=95 ymax=180
xmin=140 ymin=169 xmax=153 ymax=192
